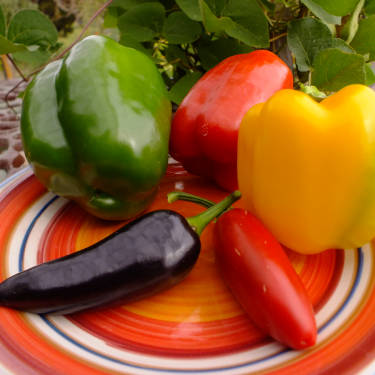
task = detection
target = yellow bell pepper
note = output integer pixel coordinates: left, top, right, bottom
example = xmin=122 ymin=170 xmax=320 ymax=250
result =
xmin=238 ymin=84 xmax=375 ymax=254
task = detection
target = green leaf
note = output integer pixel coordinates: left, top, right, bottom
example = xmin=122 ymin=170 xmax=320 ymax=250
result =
xmin=165 ymin=45 xmax=189 ymax=65
xmin=176 ymin=0 xmax=202 ymax=20
xmin=309 ymin=0 xmax=360 ymax=16
xmin=0 ymin=5 xmax=6 ymax=37
xmin=365 ymin=62 xmax=375 ymax=85
xmin=0 ymin=35 xmax=27 ymax=54
xmin=258 ymin=0 xmax=275 ymax=12
xmin=365 ymin=0 xmax=375 ymax=14
xmin=168 ymin=71 xmax=202 ymax=104
xmin=49 ymin=41 xmax=63 ymax=53
xmin=12 ymin=48 xmax=50 ymax=69
xmin=198 ymin=37 xmax=253 ymax=70
xmin=330 ymin=38 xmax=355 ymax=53
xmin=340 ymin=0 xmax=365 ymax=43
xmin=199 ymin=0 xmax=231 ymax=33
xmin=7 ymin=9 xmax=58 ymax=47
xmin=118 ymin=34 xmax=152 ymax=56
xmin=205 ymin=0 xmax=227 ymax=16
xmin=312 ymin=48 xmax=366 ymax=91
xmin=351 ymin=15 xmax=375 ymax=59
xmin=287 ymin=17 xmax=333 ymax=72
xmin=198 ymin=0 xmax=269 ymax=47
xmin=301 ymin=0 xmax=341 ymax=25
xmin=103 ymin=8 xmax=120 ymax=28
xmin=163 ymin=11 xmax=202 ymax=44
xmin=110 ymin=0 xmax=155 ymax=10
xmin=221 ymin=0 xmax=269 ymax=48
xmin=117 ymin=2 xmax=165 ymax=42
xmin=160 ymin=0 xmax=176 ymax=9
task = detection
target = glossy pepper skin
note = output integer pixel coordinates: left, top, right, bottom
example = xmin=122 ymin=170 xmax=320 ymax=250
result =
xmin=21 ymin=35 xmax=171 ymax=220
xmin=238 ymin=84 xmax=375 ymax=254
xmin=169 ymin=50 xmax=293 ymax=191
xmin=0 ymin=211 xmax=200 ymax=315
xmin=0 ymin=191 xmax=240 ymax=315
xmin=167 ymin=191 xmax=316 ymax=349
xmin=214 ymin=208 xmax=317 ymax=350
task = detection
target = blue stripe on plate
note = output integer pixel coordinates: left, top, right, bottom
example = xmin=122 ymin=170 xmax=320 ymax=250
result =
xmin=16 ymin=192 xmax=364 ymax=373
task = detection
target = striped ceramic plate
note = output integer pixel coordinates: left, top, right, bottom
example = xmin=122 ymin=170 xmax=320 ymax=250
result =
xmin=0 ymin=163 xmax=373 ymax=375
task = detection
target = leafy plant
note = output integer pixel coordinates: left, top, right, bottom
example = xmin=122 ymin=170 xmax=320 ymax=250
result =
xmin=0 ymin=6 xmax=61 ymax=71
xmin=2 ymin=0 xmax=375 ymax=106
xmin=104 ymin=0 xmax=375 ymax=103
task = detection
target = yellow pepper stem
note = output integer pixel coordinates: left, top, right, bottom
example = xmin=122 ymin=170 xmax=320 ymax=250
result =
xmin=299 ymin=83 xmax=327 ymax=101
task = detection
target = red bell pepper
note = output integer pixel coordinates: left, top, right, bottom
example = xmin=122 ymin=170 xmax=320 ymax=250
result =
xmin=169 ymin=50 xmax=293 ymax=191
xmin=214 ymin=208 xmax=317 ymax=350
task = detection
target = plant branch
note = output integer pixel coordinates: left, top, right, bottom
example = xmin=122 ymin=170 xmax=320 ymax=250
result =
xmin=30 ymin=0 xmax=113 ymax=78
xmin=4 ymin=79 xmax=27 ymax=114
xmin=269 ymin=32 xmax=288 ymax=43
xmin=52 ymin=0 xmax=113 ymax=62
xmin=5 ymin=54 xmax=27 ymax=81
xmin=3 ymin=0 xmax=114 ymax=112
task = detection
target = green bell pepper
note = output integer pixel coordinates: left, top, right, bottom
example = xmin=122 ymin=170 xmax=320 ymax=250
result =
xmin=21 ymin=35 xmax=171 ymax=220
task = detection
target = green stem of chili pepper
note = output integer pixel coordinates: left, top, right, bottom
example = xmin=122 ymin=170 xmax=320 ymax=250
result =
xmin=168 ymin=190 xmax=241 ymax=236
xmin=167 ymin=191 xmax=215 ymax=208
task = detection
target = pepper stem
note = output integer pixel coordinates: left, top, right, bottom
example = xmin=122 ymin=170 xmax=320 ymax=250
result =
xmin=167 ymin=191 xmax=215 ymax=208
xmin=167 ymin=190 xmax=241 ymax=236
xmin=299 ymin=83 xmax=327 ymax=102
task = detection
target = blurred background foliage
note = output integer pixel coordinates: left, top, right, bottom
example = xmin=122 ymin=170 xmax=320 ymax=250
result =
xmin=1 ymin=0 xmax=375 ymax=104
xmin=0 ymin=0 xmax=105 ymax=74
xmin=1 ymin=0 xmax=103 ymax=36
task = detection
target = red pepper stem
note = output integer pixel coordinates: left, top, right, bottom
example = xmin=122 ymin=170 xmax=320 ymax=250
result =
xmin=168 ymin=190 xmax=241 ymax=236
xmin=167 ymin=191 xmax=215 ymax=208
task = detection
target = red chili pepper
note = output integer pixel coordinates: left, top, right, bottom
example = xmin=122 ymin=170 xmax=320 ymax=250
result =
xmin=214 ymin=208 xmax=317 ymax=350
xmin=167 ymin=191 xmax=317 ymax=350
xmin=169 ymin=50 xmax=293 ymax=191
